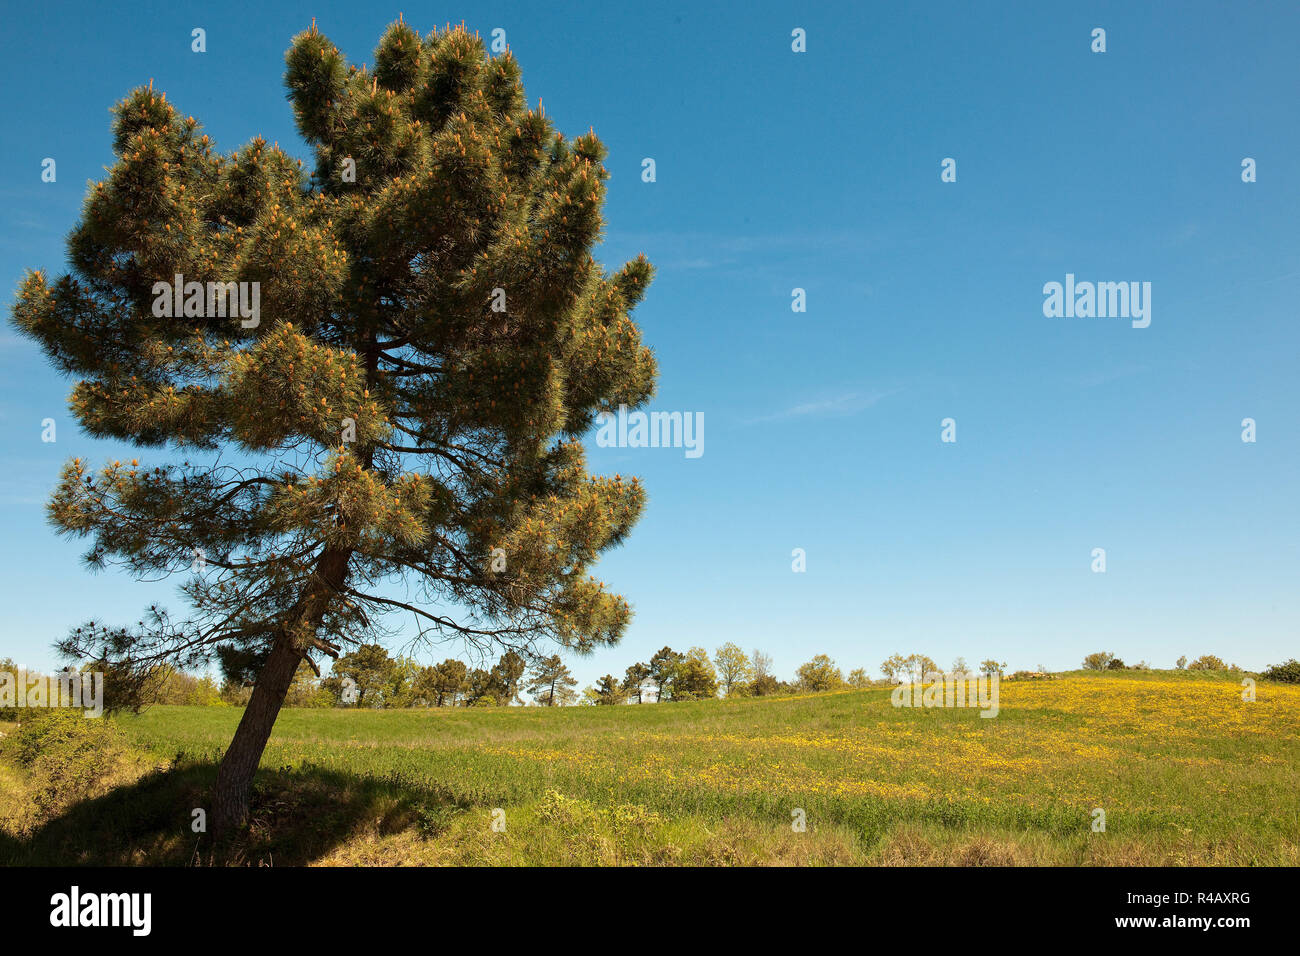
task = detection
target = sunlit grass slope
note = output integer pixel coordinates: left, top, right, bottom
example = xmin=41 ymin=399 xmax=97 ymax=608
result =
xmin=87 ymin=669 xmax=1299 ymax=865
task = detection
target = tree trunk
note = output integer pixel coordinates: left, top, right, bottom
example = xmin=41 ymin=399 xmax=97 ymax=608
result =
xmin=212 ymin=627 xmax=302 ymax=835
xmin=213 ymin=545 xmax=354 ymax=836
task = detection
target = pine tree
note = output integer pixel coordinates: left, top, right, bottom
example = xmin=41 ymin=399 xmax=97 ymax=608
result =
xmin=487 ymin=649 xmax=526 ymax=705
xmin=621 ymin=661 xmax=650 ymax=702
xmin=648 ymin=646 xmax=682 ymax=701
xmin=10 ymin=19 xmax=656 ymax=834
xmin=593 ymin=674 xmax=622 ymax=705
xmin=321 ymin=642 xmax=397 ymax=706
xmin=526 ymin=653 xmax=578 ymax=706
xmin=412 ymin=657 xmax=468 ymax=706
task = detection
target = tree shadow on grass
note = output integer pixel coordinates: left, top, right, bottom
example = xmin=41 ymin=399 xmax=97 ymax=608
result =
xmin=0 ymin=761 xmax=471 ymax=866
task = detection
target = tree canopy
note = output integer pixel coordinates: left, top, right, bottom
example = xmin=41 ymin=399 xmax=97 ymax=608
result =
xmin=11 ymin=19 xmax=657 ymax=832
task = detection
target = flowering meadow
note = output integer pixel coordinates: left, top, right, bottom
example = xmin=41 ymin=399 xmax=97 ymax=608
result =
xmin=39 ymin=668 xmax=1284 ymax=865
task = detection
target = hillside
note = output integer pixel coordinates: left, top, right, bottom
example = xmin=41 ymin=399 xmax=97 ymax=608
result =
xmin=3 ymin=669 xmax=1297 ymax=865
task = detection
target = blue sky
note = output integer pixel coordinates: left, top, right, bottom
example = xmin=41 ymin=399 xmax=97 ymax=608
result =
xmin=2 ymin=0 xmax=1297 ymax=688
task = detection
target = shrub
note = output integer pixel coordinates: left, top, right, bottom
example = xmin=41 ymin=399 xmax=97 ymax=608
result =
xmin=795 ymin=655 xmax=845 ymax=693
xmin=1187 ymin=655 xmax=1227 ymax=671
xmin=220 ymin=682 xmax=253 ymax=706
xmin=1 ymin=710 xmax=133 ymax=823
xmin=534 ymin=790 xmax=667 ymax=863
xmin=536 ymin=789 xmax=599 ymax=828
xmin=749 ymin=674 xmax=785 ymax=696
xmin=1082 ymin=652 xmax=1114 ymax=671
xmin=1261 ymin=659 xmax=1300 ymax=684
xmin=295 ymin=688 xmax=336 ymax=708
xmin=5 ymin=709 xmax=120 ymax=769
xmin=136 ymin=665 xmax=224 ymax=706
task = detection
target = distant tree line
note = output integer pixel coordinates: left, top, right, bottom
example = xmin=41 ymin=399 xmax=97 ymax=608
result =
xmin=7 ymin=647 xmax=1296 ymax=715
xmin=1083 ymin=652 xmax=1241 ymax=672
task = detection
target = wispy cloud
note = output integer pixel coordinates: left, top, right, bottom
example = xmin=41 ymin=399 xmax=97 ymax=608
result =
xmin=1073 ymin=364 xmax=1150 ymax=388
xmin=744 ymin=388 xmax=898 ymax=425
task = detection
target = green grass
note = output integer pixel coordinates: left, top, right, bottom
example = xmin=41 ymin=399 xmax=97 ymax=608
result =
xmin=2 ymin=668 xmax=1298 ymax=865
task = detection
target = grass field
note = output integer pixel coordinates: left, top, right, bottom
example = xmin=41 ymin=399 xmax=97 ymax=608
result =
xmin=2 ymin=669 xmax=1298 ymax=865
